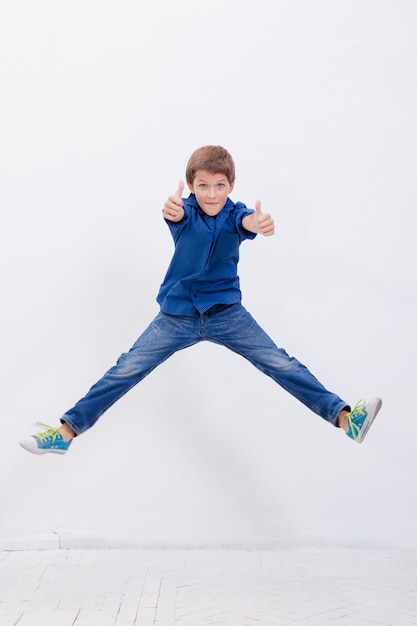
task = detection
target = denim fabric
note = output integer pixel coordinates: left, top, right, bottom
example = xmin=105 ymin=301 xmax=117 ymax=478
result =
xmin=61 ymin=305 xmax=346 ymax=435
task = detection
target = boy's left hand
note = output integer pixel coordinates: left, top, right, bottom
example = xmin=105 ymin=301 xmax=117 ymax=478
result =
xmin=253 ymin=200 xmax=275 ymax=236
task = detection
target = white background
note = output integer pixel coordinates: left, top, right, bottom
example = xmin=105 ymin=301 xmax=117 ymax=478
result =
xmin=1 ymin=0 xmax=416 ymax=549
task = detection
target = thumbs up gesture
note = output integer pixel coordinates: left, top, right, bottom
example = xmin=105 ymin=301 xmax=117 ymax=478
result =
xmin=243 ymin=200 xmax=275 ymax=236
xmin=163 ymin=181 xmax=185 ymax=222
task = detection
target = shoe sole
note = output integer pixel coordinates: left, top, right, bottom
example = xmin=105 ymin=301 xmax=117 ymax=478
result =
xmin=19 ymin=440 xmax=68 ymax=455
xmin=357 ymin=397 xmax=382 ymax=443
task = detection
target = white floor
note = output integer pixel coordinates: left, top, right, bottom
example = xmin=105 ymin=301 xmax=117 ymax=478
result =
xmin=0 ymin=548 xmax=416 ymax=626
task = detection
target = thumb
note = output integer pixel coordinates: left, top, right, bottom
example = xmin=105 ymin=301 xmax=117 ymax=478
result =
xmin=255 ymin=200 xmax=262 ymax=216
xmin=175 ymin=180 xmax=185 ymax=199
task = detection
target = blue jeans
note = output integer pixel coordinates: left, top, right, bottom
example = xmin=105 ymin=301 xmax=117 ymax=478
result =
xmin=61 ymin=304 xmax=347 ymax=435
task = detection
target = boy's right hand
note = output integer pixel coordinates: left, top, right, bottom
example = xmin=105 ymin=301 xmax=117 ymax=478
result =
xmin=163 ymin=181 xmax=185 ymax=222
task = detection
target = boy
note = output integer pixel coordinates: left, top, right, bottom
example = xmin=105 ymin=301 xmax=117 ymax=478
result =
xmin=19 ymin=145 xmax=382 ymax=455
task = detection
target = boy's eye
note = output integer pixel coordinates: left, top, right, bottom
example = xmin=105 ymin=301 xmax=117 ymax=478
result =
xmin=197 ymin=182 xmax=227 ymax=190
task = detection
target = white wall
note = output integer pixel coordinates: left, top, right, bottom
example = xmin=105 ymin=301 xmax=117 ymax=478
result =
xmin=1 ymin=0 xmax=416 ymax=549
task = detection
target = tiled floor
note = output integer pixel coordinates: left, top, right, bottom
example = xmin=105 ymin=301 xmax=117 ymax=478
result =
xmin=0 ymin=548 xmax=416 ymax=625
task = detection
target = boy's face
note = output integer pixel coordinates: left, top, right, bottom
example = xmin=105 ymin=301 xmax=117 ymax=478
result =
xmin=188 ymin=170 xmax=234 ymax=217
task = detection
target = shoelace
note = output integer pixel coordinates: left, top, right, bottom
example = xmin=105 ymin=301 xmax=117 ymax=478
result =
xmin=347 ymin=400 xmax=366 ymax=440
xmin=33 ymin=422 xmax=60 ymax=442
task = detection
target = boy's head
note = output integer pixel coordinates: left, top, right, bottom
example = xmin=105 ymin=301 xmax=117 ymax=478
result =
xmin=185 ymin=145 xmax=235 ymax=186
xmin=185 ymin=146 xmax=235 ymax=216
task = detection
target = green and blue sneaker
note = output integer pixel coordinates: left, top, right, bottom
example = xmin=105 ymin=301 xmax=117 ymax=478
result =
xmin=19 ymin=422 xmax=72 ymax=455
xmin=346 ymin=398 xmax=382 ymax=443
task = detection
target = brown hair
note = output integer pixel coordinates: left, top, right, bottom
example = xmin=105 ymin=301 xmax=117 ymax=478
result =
xmin=185 ymin=145 xmax=235 ymax=185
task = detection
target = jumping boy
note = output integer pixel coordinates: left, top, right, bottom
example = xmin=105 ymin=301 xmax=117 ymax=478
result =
xmin=19 ymin=145 xmax=382 ymax=455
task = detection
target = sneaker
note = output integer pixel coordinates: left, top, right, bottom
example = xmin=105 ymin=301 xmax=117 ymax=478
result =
xmin=346 ymin=398 xmax=382 ymax=443
xmin=19 ymin=422 xmax=72 ymax=455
